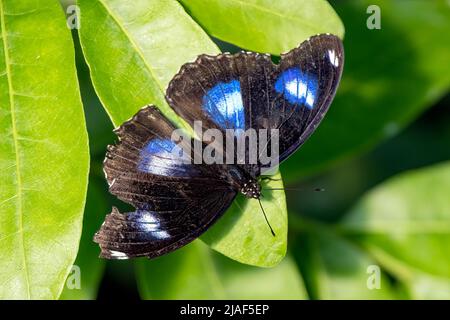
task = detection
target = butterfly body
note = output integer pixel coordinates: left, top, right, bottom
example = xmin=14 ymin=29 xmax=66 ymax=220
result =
xmin=240 ymin=179 xmax=262 ymax=199
xmin=95 ymin=34 xmax=344 ymax=259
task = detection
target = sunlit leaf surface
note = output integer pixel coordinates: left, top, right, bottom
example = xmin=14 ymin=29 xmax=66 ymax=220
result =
xmin=179 ymin=0 xmax=344 ymax=54
xmin=341 ymin=161 xmax=450 ymax=299
xmin=137 ymin=241 xmax=306 ymax=299
xmin=0 ymin=0 xmax=89 ymax=299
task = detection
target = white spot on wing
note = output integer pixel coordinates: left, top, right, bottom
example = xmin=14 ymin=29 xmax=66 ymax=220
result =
xmin=109 ymin=250 xmax=128 ymax=259
xmin=328 ymin=49 xmax=339 ymax=67
xmin=285 ymin=80 xmax=307 ymax=100
xmin=109 ymin=178 xmax=116 ymax=188
xmin=284 ymin=77 xmax=315 ymax=109
xmin=306 ymin=91 xmax=315 ymax=107
xmin=218 ymin=90 xmax=243 ymax=118
xmin=152 ymin=230 xmax=170 ymax=239
xmin=138 ymin=212 xmax=171 ymax=239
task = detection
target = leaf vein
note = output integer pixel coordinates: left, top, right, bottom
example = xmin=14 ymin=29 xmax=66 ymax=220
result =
xmin=96 ymin=0 xmax=166 ymax=98
xmin=0 ymin=0 xmax=31 ymax=299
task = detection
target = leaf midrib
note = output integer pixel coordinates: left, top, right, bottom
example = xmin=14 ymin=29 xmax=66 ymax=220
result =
xmin=0 ymin=0 xmax=31 ymax=299
xmin=96 ymin=0 xmax=166 ymax=104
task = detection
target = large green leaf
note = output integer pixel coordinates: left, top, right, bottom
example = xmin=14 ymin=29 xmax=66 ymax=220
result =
xmin=0 ymin=0 xmax=89 ymax=299
xmin=201 ymin=172 xmax=287 ymax=267
xmin=61 ymin=30 xmax=118 ymax=299
xmin=60 ymin=177 xmax=107 ymax=300
xmin=282 ymin=0 xmax=450 ymax=182
xmin=78 ymin=0 xmax=288 ymax=266
xmin=293 ymin=223 xmax=400 ymax=299
xmin=179 ymin=0 xmax=344 ymax=54
xmin=78 ymin=0 xmax=218 ymax=127
xmin=340 ymin=161 xmax=450 ymax=299
xmin=136 ymin=240 xmax=306 ymax=299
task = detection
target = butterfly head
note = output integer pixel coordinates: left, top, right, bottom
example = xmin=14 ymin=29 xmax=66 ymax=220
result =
xmin=241 ymin=180 xmax=261 ymax=199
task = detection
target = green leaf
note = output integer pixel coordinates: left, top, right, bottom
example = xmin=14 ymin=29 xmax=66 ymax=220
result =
xmin=0 ymin=1 xmax=89 ymax=299
xmin=136 ymin=240 xmax=306 ymax=299
xmin=78 ymin=0 xmax=219 ymax=127
xmin=78 ymin=0 xmax=288 ymax=266
xmin=179 ymin=0 xmax=344 ymax=54
xmin=366 ymin=245 xmax=450 ymax=300
xmin=60 ymin=177 xmax=107 ymax=300
xmin=282 ymin=0 xmax=450 ymax=182
xmin=340 ymin=161 xmax=450 ymax=299
xmin=202 ymin=172 xmax=287 ymax=267
xmin=293 ymin=223 xmax=400 ymax=299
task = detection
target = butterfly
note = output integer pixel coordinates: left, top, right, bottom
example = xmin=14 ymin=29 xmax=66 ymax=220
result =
xmin=94 ymin=34 xmax=344 ymax=259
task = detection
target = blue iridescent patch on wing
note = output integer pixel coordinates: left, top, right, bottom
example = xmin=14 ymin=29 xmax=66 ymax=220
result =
xmin=275 ymin=67 xmax=318 ymax=109
xmin=142 ymin=138 xmax=177 ymax=158
xmin=202 ymin=79 xmax=245 ymax=129
xmin=127 ymin=210 xmax=171 ymax=239
xmin=138 ymin=138 xmax=193 ymax=176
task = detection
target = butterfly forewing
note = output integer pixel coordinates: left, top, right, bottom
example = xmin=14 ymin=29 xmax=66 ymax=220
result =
xmin=166 ymin=34 xmax=343 ymax=172
xmin=273 ymin=34 xmax=344 ymax=161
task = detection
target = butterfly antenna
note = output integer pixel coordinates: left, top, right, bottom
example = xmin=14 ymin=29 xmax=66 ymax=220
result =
xmin=264 ymin=187 xmax=325 ymax=192
xmin=258 ymin=198 xmax=276 ymax=237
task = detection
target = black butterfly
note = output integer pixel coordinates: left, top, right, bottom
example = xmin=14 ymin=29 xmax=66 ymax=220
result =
xmin=94 ymin=34 xmax=344 ymax=259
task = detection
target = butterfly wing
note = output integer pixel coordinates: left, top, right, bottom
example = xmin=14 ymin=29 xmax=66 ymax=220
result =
xmin=95 ymin=189 xmax=235 ymax=259
xmin=166 ymin=51 xmax=274 ymax=133
xmin=166 ymin=34 xmax=343 ymax=174
xmin=264 ymin=34 xmax=344 ymax=162
xmin=96 ymin=106 xmax=236 ymax=259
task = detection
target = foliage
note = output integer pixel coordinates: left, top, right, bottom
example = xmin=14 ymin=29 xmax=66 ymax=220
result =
xmin=0 ymin=0 xmax=88 ymax=299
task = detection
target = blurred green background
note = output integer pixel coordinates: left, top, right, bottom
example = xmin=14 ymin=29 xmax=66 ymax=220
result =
xmin=58 ymin=0 xmax=450 ymax=300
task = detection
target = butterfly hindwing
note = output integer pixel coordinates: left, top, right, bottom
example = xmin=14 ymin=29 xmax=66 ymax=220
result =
xmin=95 ymin=189 xmax=235 ymax=259
xmin=97 ymin=106 xmax=237 ymax=258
